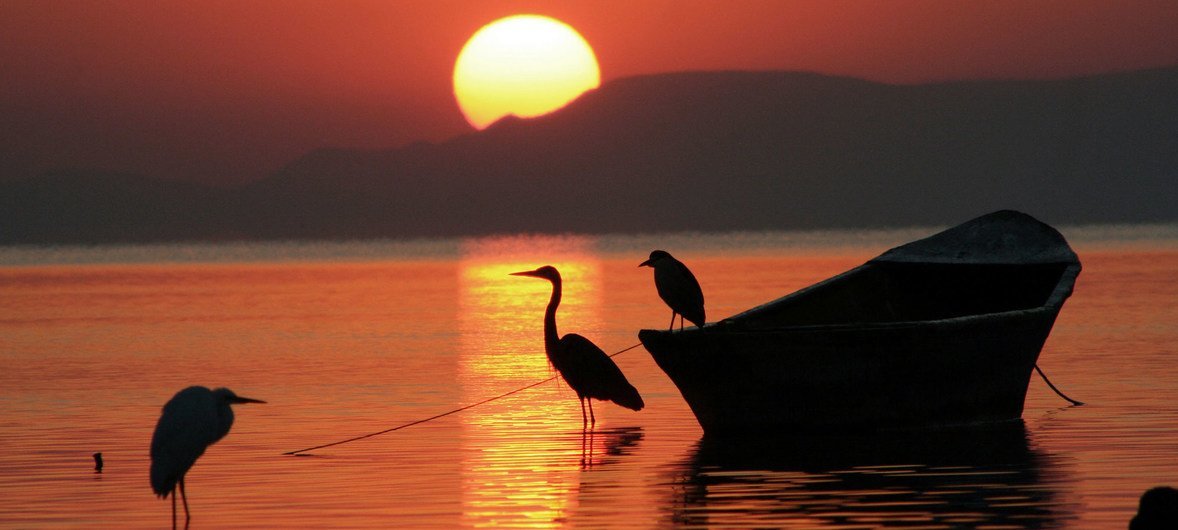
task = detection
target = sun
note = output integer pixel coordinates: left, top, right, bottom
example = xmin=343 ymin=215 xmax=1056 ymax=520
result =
xmin=453 ymin=15 xmax=600 ymax=130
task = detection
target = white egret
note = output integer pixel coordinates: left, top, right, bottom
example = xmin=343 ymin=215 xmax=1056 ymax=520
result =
xmin=150 ymin=386 xmax=265 ymax=529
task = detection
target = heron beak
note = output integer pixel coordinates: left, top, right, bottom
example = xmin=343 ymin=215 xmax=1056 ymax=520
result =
xmin=639 ymin=259 xmax=652 ymax=268
xmin=232 ymin=396 xmax=266 ymax=404
xmin=510 ymin=270 xmax=539 ymax=277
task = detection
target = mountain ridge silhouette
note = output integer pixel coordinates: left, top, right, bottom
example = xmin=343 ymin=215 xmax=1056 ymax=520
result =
xmin=3 ymin=67 xmax=1175 ymax=244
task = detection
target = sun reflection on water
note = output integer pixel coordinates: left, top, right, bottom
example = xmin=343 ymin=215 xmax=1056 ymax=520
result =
xmin=456 ymin=235 xmax=607 ymax=526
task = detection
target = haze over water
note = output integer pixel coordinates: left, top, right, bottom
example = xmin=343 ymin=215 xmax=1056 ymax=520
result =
xmin=1 ymin=224 xmax=1176 ymax=528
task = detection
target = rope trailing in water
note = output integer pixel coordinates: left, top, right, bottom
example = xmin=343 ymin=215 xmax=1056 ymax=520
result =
xmin=283 ymin=342 xmax=644 ymax=456
xmin=1035 ymin=363 xmax=1085 ymax=406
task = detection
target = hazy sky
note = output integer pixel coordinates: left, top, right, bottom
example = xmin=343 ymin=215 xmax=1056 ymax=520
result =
xmin=2 ymin=0 xmax=1176 ymax=185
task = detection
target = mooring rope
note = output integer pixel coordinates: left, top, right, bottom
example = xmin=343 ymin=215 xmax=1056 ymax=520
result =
xmin=1034 ymin=363 xmax=1085 ymax=406
xmin=283 ymin=342 xmax=644 ymax=456
xmin=283 ymin=341 xmax=1083 ymax=455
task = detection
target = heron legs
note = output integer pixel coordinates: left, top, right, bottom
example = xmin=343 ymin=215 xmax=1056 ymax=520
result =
xmin=668 ymin=312 xmax=681 ymax=331
xmin=180 ymin=477 xmax=191 ymax=528
xmin=168 ymin=479 xmax=192 ymax=530
xmin=577 ymin=397 xmax=597 ymax=428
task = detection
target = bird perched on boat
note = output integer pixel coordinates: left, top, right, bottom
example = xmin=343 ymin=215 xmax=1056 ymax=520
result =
xmin=640 ymin=250 xmax=705 ymax=330
xmin=150 ymin=386 xmax=265 ymax=529
xmin=511 ymin=266 xmax=644 ymax=426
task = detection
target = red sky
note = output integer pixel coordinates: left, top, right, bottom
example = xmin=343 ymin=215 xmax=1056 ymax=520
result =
xmin=2 ymin=0 xmax=1176 ymax=185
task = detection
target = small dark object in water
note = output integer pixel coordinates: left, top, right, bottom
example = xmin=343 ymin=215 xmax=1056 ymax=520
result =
xmin=93 ymin=452 xmax=103 ymax=472
xmin=1130 ymin=486 xmax=1178 ymax=530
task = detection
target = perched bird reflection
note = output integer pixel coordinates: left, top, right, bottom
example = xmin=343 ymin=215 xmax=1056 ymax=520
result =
xmin=640 ymin=250 xmax=705 ymax=330
xmin=512 ymin=266 xmax=644 ymax=426
xmin=150 ymin=386 xmax=265 ymax=529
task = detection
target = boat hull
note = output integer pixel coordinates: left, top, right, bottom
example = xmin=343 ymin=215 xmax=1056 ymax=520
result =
xmin=640 ymin=307 xmax=1060 ymax=435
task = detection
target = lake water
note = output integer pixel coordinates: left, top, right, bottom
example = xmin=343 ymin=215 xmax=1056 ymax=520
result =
xmin=1 ymin=225 xmax=1176 ymax=528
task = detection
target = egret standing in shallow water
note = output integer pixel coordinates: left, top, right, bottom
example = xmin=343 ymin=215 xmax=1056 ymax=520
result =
xmin=150 ymin=386 xmax=265 ymax=529
xmin=640 ymin=250 xmax=706 ymax=330
xmin=512 ymin=266 xmax=644 ymax=426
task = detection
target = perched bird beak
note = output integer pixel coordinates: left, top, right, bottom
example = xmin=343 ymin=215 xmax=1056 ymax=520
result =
xmin=638 ymin=259 xmax=653 ymax=267
xmin=231 ymin=396 xmax=266 ymax=404
xmin=510 ymin=269 xmax=540 ymax=278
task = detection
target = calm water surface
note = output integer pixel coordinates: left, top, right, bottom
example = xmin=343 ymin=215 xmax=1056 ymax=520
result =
xmin=1 ymin=227 xmax=1176 ymax=528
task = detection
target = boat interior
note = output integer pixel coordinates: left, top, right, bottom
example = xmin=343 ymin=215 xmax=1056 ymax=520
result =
xmin=728 ymin=262 xmax=1073 ymax=328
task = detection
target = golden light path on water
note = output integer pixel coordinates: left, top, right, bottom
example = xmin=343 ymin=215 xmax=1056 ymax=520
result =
xmin=459 ymin=237 xmax=599 ymax=526
xmin=456 ymin=235 xmax=657 ymax=526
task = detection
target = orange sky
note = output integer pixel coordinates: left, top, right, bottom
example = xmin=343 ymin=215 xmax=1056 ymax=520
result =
xmin=2 ymin=0 xmax=1175 ymax=185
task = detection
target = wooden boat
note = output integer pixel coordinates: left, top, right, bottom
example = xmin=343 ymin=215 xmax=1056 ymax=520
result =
xmin=639 ymin=210 xmax=1081 ymax=435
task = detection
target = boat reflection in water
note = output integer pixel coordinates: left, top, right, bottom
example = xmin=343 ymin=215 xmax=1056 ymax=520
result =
xmin=666 ymin=421 xmax=1075 ymax=528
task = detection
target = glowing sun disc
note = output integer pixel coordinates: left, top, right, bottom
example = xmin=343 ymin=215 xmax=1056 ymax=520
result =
xmin=453 ymin=15 xmax=600 ymax=130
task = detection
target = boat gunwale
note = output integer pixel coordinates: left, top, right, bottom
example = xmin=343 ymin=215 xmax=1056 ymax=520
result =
xmin=684 ymin=306 xmax=1053 ymax=336
xmin=687 ymin=262 xmax=1080 ymax=336
xmin=716 ymin=210 xmax=1082 ymax=332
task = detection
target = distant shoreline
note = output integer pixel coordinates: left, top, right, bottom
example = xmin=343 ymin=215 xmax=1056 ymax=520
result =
xmin=3 ymin=221 xmax=1175 ymax=268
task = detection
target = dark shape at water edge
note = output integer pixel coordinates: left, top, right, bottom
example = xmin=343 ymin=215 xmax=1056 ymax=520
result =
xmin=2 ymin=66 xmax=1177 ymax=244
xmin=1131 ymin=486 xmax=1178 ymax=530
xmin=665 ymin=421 xmax=1075 ymax=528
xmin=641 ymin=210 xmax=1081 ymax=435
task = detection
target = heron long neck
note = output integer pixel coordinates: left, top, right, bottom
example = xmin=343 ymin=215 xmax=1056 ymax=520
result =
xmin=543 ymin=278 xmax=561 ymax=353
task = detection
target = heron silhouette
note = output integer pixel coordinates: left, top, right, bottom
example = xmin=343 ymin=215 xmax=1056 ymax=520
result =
xmin=511 ymin=265 xmax=644 ymax=426
xmin=150 ymin=386 xmax=265 ymax=529
xmin=640 ymin=250 xmax=705 ymax=330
